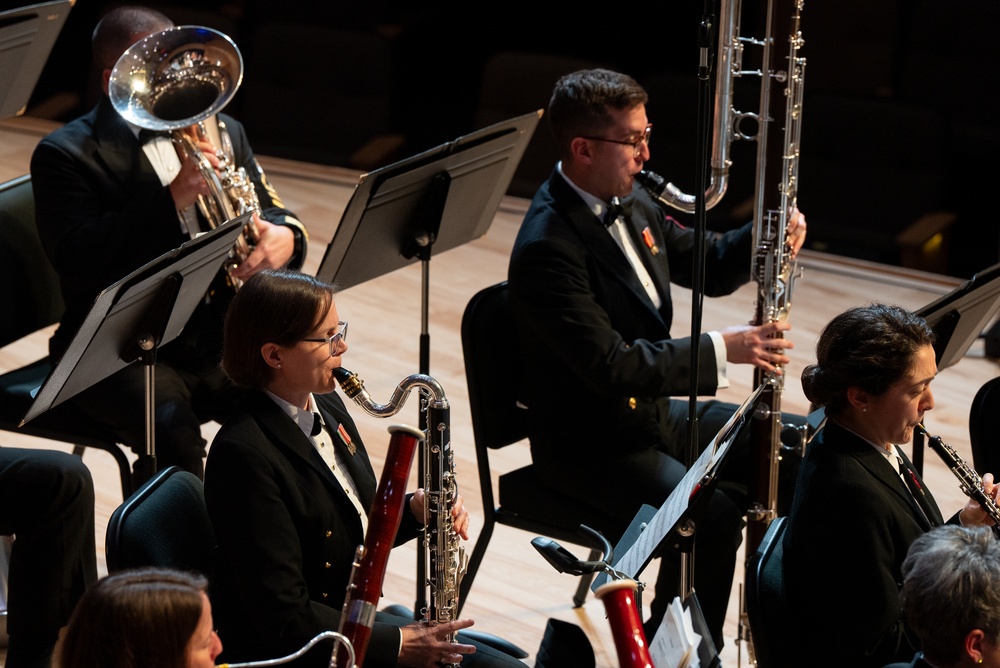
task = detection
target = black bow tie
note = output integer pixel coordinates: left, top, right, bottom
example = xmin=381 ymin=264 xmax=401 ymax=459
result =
xmin=311 ymin=412 xmax=323 ymax=437
xmin=604 ymin=196 xmax=633 ymax=226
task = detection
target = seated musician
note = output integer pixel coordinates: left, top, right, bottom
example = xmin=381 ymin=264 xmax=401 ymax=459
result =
xmin=884 ymin=525 xmax=1000 ymax=668
xmin=203 ymin=269 xmax=523 ymax=668
xmin=30 ymin=5 xmax=307 ymax=483
xmin=784 ymin=304 xmax=999 ymax=667
xmin=506 ymin=66 xmax=808 ymax=648
xmin=58 ymin=567 xmax=222 ymax=668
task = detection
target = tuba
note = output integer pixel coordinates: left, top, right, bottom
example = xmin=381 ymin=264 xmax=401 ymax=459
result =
xmin=108 ymin=25 xmax=261 ymax=289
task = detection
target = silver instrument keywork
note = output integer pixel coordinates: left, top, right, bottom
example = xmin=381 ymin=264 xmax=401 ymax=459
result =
xmin=108 ymin=25 xmax=263 ymax=289
xmin=917 ymin=424 xmax=1000 ymax=538
xmin=333 ymin=367 xmax=468 ymax=667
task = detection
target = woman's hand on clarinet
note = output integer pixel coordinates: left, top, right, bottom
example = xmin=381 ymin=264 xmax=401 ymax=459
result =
xmin=398 ymin=619 xmax=477 ymax=667
xmin=959 ymin=472 xmax=1000 ymax=527
xmin=409 ymin=490 xmax=471 ymax=540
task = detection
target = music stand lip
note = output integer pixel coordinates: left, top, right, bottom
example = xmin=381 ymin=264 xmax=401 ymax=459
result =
xmin=21 ymin=213 xmax=250 ymax=427
xmin=914 ymin=261 xmax=1000 ymax=371
xmin=0 ymin=0 xmax=73 ymax=120
xmin=315 ymin=109 xmax=542 ymax=290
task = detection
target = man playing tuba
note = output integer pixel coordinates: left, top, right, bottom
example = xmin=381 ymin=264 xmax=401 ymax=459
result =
xmin=30 ymin=5 xmax=308 ymax=485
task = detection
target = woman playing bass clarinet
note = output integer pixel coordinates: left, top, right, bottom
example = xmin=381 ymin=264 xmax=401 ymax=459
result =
xmin=203 ymin=269 xmax=522 ymax=668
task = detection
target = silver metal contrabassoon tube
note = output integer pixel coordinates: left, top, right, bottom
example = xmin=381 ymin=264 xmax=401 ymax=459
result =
xmin=635 ymin=0 xmax=759 ymax=212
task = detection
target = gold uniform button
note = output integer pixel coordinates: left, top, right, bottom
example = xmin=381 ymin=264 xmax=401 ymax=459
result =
xmin=628 ymin=397 xmax=637 ymax=410
xmin=324 ymin=531 xmax=332 ymax=538
xmin=325 ymin=562 xmax=332 ymax=569
xmin=322 ymin=592 xmax=328 ymax=599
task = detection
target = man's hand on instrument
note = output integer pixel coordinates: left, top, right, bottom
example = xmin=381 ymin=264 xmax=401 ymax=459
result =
xmin=398 ymin=619 xmax=476 ymax=667
xmin=168 ymin=137 xmax=218 ymax=210
xmin=720 ymin=321 xmax=794 ymax=373
xmin=787 ymin=207 xmax=807 ymax=258
xmin=231 ymin=215 xmax=294 ymax=280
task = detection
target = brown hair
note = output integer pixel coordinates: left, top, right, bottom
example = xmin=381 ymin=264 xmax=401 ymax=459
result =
xmin=800 ymin=304 xmax=935 ymax=416
xmin=222 ymin=269 xmax=335 ymax=389
xmin=548 ymin=68 xmax=648 ymax=158
xmin=58 ymin=568 xmax=207 ymax=668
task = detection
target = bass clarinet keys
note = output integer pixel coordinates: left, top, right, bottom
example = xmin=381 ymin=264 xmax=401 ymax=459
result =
xmin=333 ymin=367 xmax=468 ymax=666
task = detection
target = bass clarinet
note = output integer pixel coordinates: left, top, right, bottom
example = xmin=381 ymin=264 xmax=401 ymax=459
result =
xmin=917 ymin=424 xmax=1000 ymax=538
xmin=333 ymin=367 xmax=468 ymax=667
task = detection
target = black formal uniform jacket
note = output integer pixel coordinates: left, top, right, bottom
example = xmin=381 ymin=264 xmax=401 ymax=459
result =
xmin=205 ymin=390 xmax=422 ymax=667
xmin=30 ymin=96 xmax=303 ymax=361
xmin=784 ymin=421 xmax=951 ymax=668
xmin=507 ymin=168 xmax=754 ymax=471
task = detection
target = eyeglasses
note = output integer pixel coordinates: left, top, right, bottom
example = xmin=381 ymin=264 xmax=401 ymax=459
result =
xmin=580 ymin=123 xmax=652 ymax=158
xmin=301 ymin=321 xmax=348 ymax=357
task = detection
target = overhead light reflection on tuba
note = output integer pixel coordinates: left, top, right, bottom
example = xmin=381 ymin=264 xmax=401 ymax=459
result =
xmin=109 ymin=25 xmax=261 ymax=289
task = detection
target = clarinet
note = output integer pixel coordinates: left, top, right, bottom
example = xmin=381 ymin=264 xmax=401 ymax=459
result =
xmin=917 ymin=424 xmax=1000 ymax=538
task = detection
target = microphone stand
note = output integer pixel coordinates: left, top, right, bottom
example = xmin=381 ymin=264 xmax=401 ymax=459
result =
xmin=683 ymin=0 xmax=718 ymax=599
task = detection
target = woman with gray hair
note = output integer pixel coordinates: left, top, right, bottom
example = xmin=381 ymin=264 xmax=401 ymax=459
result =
xmin=886 ymin=525 xmax=1000 ymax=668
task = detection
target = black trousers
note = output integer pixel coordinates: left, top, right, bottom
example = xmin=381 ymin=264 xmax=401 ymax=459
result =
xmin=539 ymin=397 xmax=803 ymax=651
xmin=0 ymin=448 xmax=97 ymax=668
xmin=70 ymin=357 xmax=243 ymax=481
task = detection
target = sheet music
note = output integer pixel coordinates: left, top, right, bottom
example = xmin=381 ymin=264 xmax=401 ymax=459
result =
xmin=650 ymin=596 xmax=702 ymax=668
xmin=608 ymin=379 xmax=770 ymax=579
xmin=611 ymin=443 xmax=714 ymax=579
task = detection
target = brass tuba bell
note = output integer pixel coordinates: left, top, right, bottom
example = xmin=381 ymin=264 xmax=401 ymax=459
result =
xmin=108 ymin=25 xmax=260 ymax=289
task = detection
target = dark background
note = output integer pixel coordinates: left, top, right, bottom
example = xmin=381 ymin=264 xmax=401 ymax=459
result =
xmin=12 ymin=0 xmax=1000 ymax=278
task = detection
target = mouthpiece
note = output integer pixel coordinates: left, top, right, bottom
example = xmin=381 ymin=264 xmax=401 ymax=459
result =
xmin=333 ymin=366 xmax=364 ymax=399
xmin=635 ymin=169 xmax=666 ymax=196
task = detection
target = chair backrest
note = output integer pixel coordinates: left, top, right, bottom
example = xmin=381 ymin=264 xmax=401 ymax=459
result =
xmin=970 ymin=376 xmax=1000 ymax=475
xmin=745 ymin=515 xmax=789 ymax=668
xmin=461 ymin=281 xmax=528 ymax=452
xmin=0 ymin=175 xmax=64 ymax=347
xmin=106 ymin=466 xmax=215 ymax=575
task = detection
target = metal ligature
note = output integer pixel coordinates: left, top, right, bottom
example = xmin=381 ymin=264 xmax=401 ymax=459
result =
xmin=333 ymin=367 xmax=468 ymax=667
xmin=917 ymin=424 xmax=1000 ymax=538
xmin=108 ymin=25 xmax=262 ymax=289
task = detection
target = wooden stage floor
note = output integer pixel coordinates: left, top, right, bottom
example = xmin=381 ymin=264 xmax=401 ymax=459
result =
xmin=2 ymin=115 xmax=998 ymax=667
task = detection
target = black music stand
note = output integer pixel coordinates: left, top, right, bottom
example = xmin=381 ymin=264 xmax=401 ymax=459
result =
xmin=591 ymin=378 xmax=770 ymax=664
xmin=908 ymin=261 xmax=1000 ymax=473
xmin=0 ymin=1 xmax=72 ymax=119
xmin=21 ymin=215 xmax=249 ymax=480
xmin=316 ymin=110 xmax=540 ymax=613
